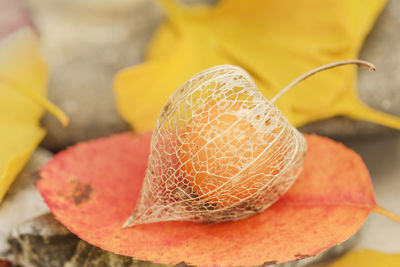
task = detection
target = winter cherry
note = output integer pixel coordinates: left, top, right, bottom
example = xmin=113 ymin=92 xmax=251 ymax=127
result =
xmin=178 ymin=100 xmax=288 ymax=206
xmin=124 ymin=60 xmax=375 ymax=227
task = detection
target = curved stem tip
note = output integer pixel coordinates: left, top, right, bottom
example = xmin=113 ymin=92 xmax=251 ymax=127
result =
xmin=270 ymin=59 xmax=376 ymax=104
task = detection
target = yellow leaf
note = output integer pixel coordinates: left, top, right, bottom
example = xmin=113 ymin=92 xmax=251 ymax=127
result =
xmin=115 ymin=0 xmax=400 ymax=132
xmin=0 ymin=28 xmax=67 ymax=203
xmin=328 ymin=250 xmax=400 ymax=267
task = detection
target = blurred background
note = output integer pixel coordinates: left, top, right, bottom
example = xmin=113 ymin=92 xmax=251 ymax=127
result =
xmin=18 ymin=0 xmax=400 ymax=151
xmin=0 ymin=0 xmax=399 ymax=266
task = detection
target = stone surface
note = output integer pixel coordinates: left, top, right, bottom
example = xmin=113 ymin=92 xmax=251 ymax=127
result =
xmin=302 ymin=0 xmax=400 ymax=139
xmin=0 ymin=148 xmax=51 ymax=256
xmin=20 ymin=0 xmax=164 ymax=151
xmin=299 ymin=117 xmax=397 ymax=141
xmin=345 ymin=134 xmax=400 ymax=253
xmin=6 ymin=214 xmax=80 ymax=267
xmin=65 ymin=240 xmax=171 ymax=267
xmin=358 ymin=0 xmax=400 ymax=119
xmin=5 ymin=213 xmax=171 ymax=267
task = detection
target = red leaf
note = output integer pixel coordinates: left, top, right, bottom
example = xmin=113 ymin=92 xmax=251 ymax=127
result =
xmin=37 ymin=132 xmax=375 ymax=266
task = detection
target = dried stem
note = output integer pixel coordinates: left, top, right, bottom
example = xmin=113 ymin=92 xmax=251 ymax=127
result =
xmin=270 ymin=59 xmax=376 ymax=104
xmin=0 ymin=75 xmax=69 ymax=126
xmin=373 ymin=205 xmax=400 ymax=224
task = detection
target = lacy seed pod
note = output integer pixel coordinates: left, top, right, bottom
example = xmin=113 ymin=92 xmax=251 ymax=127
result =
xmin=124 ymin=60 xmax=375 ymax=227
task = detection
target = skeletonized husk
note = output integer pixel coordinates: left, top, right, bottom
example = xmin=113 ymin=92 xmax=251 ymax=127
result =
xmin=124 ymin=65 xmax=307 ymax=227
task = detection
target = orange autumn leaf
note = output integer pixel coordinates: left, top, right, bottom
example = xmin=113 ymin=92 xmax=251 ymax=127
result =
xmin=115 ymin=0 xmax=400 ymax=132
xmin=37 ymin=132 xmax=376 ymax=266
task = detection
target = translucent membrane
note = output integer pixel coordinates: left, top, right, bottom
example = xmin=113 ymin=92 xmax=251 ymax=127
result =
xmin=124 ymin=65 xmax=307 ymax=227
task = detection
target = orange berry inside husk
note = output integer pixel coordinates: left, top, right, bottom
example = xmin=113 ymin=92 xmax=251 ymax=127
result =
xmin=177 ymin=100 xmax=289 ymax=207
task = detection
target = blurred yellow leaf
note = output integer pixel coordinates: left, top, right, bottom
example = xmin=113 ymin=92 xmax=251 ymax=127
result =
xmin=328 ymin=250 xmax=400 ymax=267
xmin=0 ymin=28 xmax=67 ymax=203
xmin=115 ymin=0 xmax=400 ymax=131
